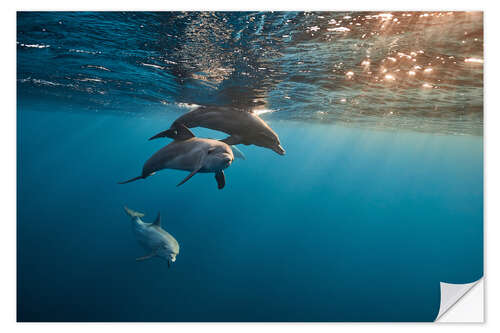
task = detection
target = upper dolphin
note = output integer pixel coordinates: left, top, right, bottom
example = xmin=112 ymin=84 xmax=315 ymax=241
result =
xmin=148 ymin=106 xmax=286 ymax=155
xmin=119 ymin=125 xmax=234 ymax=189
xmin=124 ymin=206 xmax=179 ymax=267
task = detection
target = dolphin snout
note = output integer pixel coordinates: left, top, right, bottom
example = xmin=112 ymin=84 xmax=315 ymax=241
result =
xmin=273 ymin=144 xmax=286 ymax=155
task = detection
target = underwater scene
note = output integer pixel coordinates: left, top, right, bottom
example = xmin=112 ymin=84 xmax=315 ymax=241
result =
xmin=17 ymin=11 xmax=483 ymax=322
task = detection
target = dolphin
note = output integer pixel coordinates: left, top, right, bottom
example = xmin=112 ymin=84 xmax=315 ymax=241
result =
xmin=119 ymin=124 xmax=234 ymax=189
xmin=148 ymin=106 xmax=286 ymax=155
xmin=124 ymin=206 xmax=179 ymax=267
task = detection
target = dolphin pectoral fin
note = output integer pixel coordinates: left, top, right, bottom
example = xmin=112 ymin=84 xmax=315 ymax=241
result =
xmin=177 ymin=168 xmax=201 ymax=187
xmin=136 ymin=246 xmax=162 ymax=262
xmin=177 ymin=149 xmax=206 ymax=187
xmin=220 ymin=135 xmax=242 ymax=146
xmin=215 ymin=170 xmax=226 ymax=189
xmin=230 ymin=145 xmax=246 ymax=160
xmin=136 ymin=252 xmax=155 ymax=261
xmin=118 ymin=175 xmax=144 ymax=184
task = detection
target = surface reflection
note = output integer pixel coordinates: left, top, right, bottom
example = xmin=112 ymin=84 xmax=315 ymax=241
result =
xmin=17 ymin=11 xmax=483 ymax=135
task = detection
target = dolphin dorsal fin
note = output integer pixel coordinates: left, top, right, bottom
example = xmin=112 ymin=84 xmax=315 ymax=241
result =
xmin=152 ymin=212 xmax=161 ymax=227
xmin=173 ymin=124 xmax=195 ymax=141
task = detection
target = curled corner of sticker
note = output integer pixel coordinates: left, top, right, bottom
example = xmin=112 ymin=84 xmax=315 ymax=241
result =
xmin=435 ymin=278 xmax=483 ymax=322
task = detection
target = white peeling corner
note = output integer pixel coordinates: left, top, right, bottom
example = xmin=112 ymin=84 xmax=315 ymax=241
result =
xmin=435 ymin=278 xmax=483 ymax=322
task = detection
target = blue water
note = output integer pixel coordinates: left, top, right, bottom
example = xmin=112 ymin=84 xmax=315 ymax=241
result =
xmin=17 ymin=12 xmax=483 ymax=322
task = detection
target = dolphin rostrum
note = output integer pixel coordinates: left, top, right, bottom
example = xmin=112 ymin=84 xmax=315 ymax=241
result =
xmin=119 ymin=124 xmax=234 ymax=189
xmin=124 ymin=206 xmax=179 ymax=267
xmin=148 ymin=106 xmax=286 ymax=155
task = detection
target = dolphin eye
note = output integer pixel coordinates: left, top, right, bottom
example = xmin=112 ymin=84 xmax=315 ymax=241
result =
xmin=207 ymin=148 xmax=216 ymax=154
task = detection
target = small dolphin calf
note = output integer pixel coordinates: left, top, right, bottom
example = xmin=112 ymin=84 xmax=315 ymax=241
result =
xmin=124 ymin=206 xmax=179 ymax=267
xmin=149 ymin=106 xmax=286 ymax=155
xmin=119 ymin=125 xmax=234 ymax=189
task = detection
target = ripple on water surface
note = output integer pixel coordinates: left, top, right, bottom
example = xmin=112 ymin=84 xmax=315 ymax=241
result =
xmin=17 ymin=11 xmax=483 ymax=136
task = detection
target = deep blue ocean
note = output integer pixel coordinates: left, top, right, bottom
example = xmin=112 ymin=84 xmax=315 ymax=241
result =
xmin=17 ymin=12 xmax=483 ymax=322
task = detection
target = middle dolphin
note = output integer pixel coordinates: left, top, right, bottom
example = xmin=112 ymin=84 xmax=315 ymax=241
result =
xmin=119 ymin=125 xmax=234 ymax=189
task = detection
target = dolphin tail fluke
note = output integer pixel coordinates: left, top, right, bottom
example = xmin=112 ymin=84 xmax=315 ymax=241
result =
xmin=118 ymin=175 xmax=144 ymax=184
xmin=124 ymin=206 xmax=145 ymax=218
xmin=149 ymin=124 xmax=195 ymax=141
